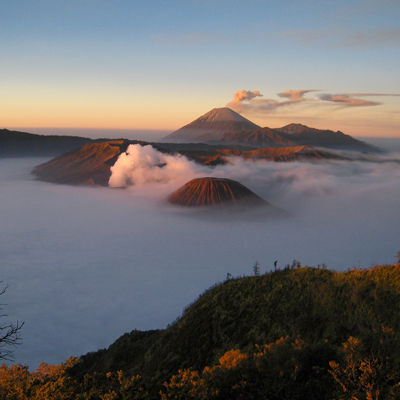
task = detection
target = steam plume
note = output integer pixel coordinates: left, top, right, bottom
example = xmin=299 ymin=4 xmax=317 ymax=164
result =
xmin=227 ymin=89 xmax=318 ymax=113
xmin=232 ymin=90 xmax=263 ymax=102
xmin=108 ymin=144 xmax=206 ymax=188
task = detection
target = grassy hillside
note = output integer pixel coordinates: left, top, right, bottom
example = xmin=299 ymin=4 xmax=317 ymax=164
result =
xmin=67 ymin=263 xmax=400 ymax=398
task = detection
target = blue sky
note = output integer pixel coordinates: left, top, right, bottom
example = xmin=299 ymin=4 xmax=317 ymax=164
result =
xmin=1 ymin=0 xmax=400 ymax=137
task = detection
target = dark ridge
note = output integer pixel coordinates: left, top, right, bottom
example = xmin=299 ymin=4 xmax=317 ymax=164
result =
xmin=0 ymin=128 xmax=105 ymax=157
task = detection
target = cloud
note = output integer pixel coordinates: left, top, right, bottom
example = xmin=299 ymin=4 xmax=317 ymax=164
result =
xmin=319 ymin=93 xmax=400 ymax=107
xmin=281 ymin=26 xmax=400 ymax=49
xmin=277 ymin=89 xmax=319 ymax=103
xmin=227 ymin=89 xmax=318 ymax=113
xmin=227 ymin=89 xmax=400 ymax=115
xmin=319 ymin=94 xmax=381 ymax=107
xmin=153 ymin=32 xmax=225 ymax=46
xmin=232 ymin=90 xmax=263 ymax=103
xmin=109 ymin=144 xmax=208 ymax=190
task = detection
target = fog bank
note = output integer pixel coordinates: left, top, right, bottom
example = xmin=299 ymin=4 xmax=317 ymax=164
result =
xmin=1 ymin=154 xmax=400 ymax=369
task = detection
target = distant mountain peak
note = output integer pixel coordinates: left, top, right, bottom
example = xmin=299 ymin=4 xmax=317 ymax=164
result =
xmin=196 ymin=107 xmax=255 ymax=124
xmin=160 ymin=107 xmax=260 ymax=143
xmin=275 ymin=123 xmax=317 ymax=135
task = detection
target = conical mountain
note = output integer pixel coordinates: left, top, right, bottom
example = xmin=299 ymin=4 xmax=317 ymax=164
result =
xmin=161 ymin=108 xmax=260 ymax=143
xmin=167 ymin=177 xmax=268 ymax=207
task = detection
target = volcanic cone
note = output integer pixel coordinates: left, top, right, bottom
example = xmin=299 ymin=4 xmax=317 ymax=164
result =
xmin=167 ymin=177 xmax=268 ymax=207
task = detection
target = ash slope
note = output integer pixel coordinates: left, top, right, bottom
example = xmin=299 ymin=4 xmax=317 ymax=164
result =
xmin=32 ymin=141 xmax=132 ymax=186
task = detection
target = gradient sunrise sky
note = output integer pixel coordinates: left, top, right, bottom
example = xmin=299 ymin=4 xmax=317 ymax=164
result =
xmin=2 ymin=0 xmax=400 ymax=137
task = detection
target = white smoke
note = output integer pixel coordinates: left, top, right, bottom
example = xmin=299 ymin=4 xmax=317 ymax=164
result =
xmin=108 ymin=144 xmax=207 ymax=188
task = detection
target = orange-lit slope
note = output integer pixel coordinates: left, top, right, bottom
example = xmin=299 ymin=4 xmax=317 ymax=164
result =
xmin=32 ymin=141 xmax=127 ymax=186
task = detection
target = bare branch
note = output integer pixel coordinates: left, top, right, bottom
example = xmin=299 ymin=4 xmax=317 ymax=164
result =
xmin=0 ymin=282 xmax=24 ymax=361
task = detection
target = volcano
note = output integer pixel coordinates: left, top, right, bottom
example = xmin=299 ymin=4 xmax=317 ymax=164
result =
xmin=167 ymin=177 xmax=268 ymax=207
xmin=160 ymin=107 xmax=380 ymax=152
xmin=161 ymin=108 xmax=260 ymax=143
xmin=32 ymin=140 xmax=131 ymax=186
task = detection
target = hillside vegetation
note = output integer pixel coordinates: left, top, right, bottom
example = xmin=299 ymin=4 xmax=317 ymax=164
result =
xmin=2 ymin=263 xmax=400 ymax=399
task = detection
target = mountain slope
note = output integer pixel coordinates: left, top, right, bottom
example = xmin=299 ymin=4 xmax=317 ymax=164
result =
xmin=161 ymin=108 xmax=261 ymax=143
xmin=0 ymin=128 xmax=101 ymax=157
xmin=216 ymin=126 xmax=295 ymax=147
xmin=159 ymin=108 xmax=380 ymax=152
xmin=70 ymin=264 xmax=400 ymax=397
xmin=275 ymin=123 xmax=378 ymax=151
xmin=166 ymin=177 xmax=268 ymax=207
xmin=32 ymin=141 xmax=133 ymax=186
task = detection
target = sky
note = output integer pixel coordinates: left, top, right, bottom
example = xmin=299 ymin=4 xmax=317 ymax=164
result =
xmin=2 ymin=149 xmax=400 ymax=369
xmin=1 ymin=0 xmax=400 ymax=137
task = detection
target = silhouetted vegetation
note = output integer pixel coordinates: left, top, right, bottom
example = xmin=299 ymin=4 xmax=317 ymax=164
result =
xmin=3 ymin=262 xmax=400 ymax=399
xmin=0 ymin=282 xmax=24 ymax=361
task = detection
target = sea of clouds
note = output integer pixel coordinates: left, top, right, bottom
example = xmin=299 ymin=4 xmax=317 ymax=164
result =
xmin=1 ymin=143 xmax=400 ymax=369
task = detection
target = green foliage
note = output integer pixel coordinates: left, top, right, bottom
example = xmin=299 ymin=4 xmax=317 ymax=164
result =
xmin=162 ymin=337 xmax=336 ymax=400
xmin=71 ymin=264 xmax=400 ymax=397
xmin=69 ymin=330 xmax=162 ymax=380
xmin=0 ymin=358 xmax=149 ymax=400
xmin=5 ymin=263 xmax=400 ymax=399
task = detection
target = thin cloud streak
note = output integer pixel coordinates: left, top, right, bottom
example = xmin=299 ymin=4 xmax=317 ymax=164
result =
xmin=227 ymin=89 xmax=400 ymax=114
xmin=152 ymin=32 xmax=227 ymax=47
xmin=319 ymin=94 xmax=381 ymax=107
xmin=277 ymin=90 xmax=320 ymax=102
xmin=280 ymin=26 xmax=400 ymax=48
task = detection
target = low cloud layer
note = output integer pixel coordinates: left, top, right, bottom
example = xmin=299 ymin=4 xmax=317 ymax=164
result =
xmin=227 ymin=89 xmax=400 ymax=114
xmin=2 ymin=149 xmax=400 ymax=370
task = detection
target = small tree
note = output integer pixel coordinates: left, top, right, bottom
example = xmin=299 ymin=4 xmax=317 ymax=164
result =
xmin=0 ymin=282 xmax=24 ymax=361
xmin=253 ymin=261 xmax=260 ymax=276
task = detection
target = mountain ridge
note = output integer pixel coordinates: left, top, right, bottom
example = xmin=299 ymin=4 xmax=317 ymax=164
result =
xmin=161 ymin=108 xmax=381 ymax=152
xmin=0 ymin=128 xmax=106 ymax=157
